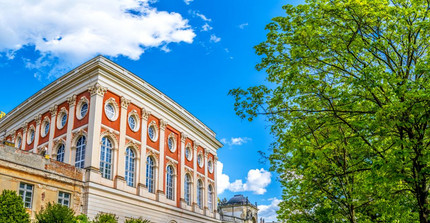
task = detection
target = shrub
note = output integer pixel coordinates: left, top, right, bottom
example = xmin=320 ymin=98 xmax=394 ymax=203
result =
xmin=0 ymin=190 xmax=30 ymax=223
xmin=125 ymin=217 xmax=151 ymax=223
xmin=35 ymin=202 xmax=75 ymax=223
xmin=75 ymin=213 xmax=90 ymax=223
xmin=92 ymin=212 xmax=118 ymax=223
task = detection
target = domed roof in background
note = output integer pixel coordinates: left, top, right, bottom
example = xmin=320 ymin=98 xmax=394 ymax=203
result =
xmin=227 ymin=194 xmax=250 ymax=205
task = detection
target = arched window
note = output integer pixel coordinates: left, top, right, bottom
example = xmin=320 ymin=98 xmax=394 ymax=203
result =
xmin=100 ymin=137 xmax=113 ymax=179
xmin=146 ymin=156 xmax=155 ymax=193
xmin=197 ymin=180 xmax=203 ymax=209
xmin=57 ymin=144 xmax=65 ymax=162
xmin=166 ymin=165 xmax=174 ymax=200
xmin=75 ymin=136 xmax=86 ymax=168
xmin=185 ymin=174 xmax=191 ymax=205
xmin=125 ymin=147 xmax=136 ymax=187
xmin=208 ymin=184 xmax=213 ymax=212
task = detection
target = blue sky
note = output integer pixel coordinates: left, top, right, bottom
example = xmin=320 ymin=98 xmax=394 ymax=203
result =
xmin=0 ymin=0 xmax=304 ymax=221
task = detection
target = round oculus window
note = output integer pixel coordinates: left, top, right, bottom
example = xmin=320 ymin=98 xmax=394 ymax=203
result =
xmin=148 ymin=125 xmax=156 ymax=141
xmin=197 ymin=154 xmax=203 ymax=167
xmin=58 ymin=112 xmax=67 ymax=129
xmin=28 ymin=129 xmax=35 ymax=144
xmin=208 ymin=160 xmax=213 ymax=173
xmin=80 ymin=102 xmax=88 ymax=118
xmin=43 ymin=121 xmax=50 ymax=137
xmin=128 ymin=115 xmax=137 ymax=131
xmin=105 ymin=103 xmax=115 ymax=120
xmin=168 ymin=137 xmax=175 ymax=152
xmin=185 ymin=146 xmax=192 ymax=161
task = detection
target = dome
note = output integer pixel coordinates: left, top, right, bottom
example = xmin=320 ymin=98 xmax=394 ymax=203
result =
xmin=227 ymin=194 xmax=250 ymax=205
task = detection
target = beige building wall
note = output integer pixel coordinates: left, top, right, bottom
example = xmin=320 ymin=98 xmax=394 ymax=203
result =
xmin=0 ymin=145 xmax=84 ymax=219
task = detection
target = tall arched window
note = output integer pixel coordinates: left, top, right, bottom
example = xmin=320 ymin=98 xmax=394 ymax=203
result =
xmin=57 ymin=144 xmax=65 ymax=162
xmin=75 ymin=136 xmax=86 ymax=168
xmin=197 ymin=179 xmax=203 ymax=209
xmin=185 ymin=174 xmax=191 ymax=205
xmin=146 ymin=156 xmax=155 ymax=193
xmin=166 ymin=165 xmax=174 ymax=200
xmin=208 ymin=184 xmax=213 ymax=212
xmin=100 ymin=137 xmax=113 ymax=179
xmin=125 ymin=147 xmax=135 ymax=187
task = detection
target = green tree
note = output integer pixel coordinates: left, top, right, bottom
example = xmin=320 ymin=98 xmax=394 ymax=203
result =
xmin=0 ymin=190 xmax=30 ymax=223
xmin=75 ymin=214 xmax=90 ymax=223
xmin=35 ymin=202 xmax=76 ymax=223
xmin=124 ymin=217 xmax=151 ymax=223
xmin=92 ymin=213 xmax=118 ymax=223
xmin=230 ymin=0 xmax=430 ymax=222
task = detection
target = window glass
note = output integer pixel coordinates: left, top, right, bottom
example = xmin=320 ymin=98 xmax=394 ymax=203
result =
xmin=75 ymin=136 xmax=86 ymax=168
xmin=125 ymin=147 xmax=135 ymax=187
xmin=44 ymin=122 xmax=50 ymax=136
xmin=208 ymin=185 xmax=213 ymax=212
xmin=185 ymin=147 xmax=191 ymax=160
xmin=197 ymin=180 xmax=203 ymax=209
xmin=146 ymin=156 xmax=155 ymax=193
xmin=166 ymin=166 xmax=174 ymax=200
xmin=185 ymin=174 xmax=191 ymax=205
xmin=61 ymin=113 xmax=67 ymax=127
xmin=29 ymin=129 xmax=35 ymax=143
xmin=105 ymin=104 xmax=115 ymax=119
xmin=19 ymin=182 xmax=33 ymax=208
xmin=80 ymin=103 xmax=88 ymax=118
xmin=128 ymin=115 xmax=136 ymax=130
xmin=148 ymin=125 xmax=156 ymax=141
xmin=100 ymin=137 xmax=113 ymax=179
xmin=58 ymin=191 xmax=71 ymax=207
xmin=57 ymin=144 xmax=65 ymax=162
xmin=198 ymin=154 xmax=203 ymax=167
xmin=17 ymin=137 xmax=22 ymax=148
xmin=168 ymin=137 xmax=174 ymax=152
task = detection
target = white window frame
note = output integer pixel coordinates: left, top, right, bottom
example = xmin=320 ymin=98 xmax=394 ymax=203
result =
xmin=19 ymin=182 xmax=33 ymax=209
xmin=58 ymin=191 xmax=71 ymax=207
xmin=100 ymin=137 xmax=113 ymax=179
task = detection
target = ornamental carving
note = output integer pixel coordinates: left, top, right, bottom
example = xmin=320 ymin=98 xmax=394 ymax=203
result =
xmin=88 ymin=83 xmax=107 ymax=96
xmin=67 ymin=95 xmax=77 ymax=106
xmin=120 ymin=96 xmax=130 ymax=109
xmin=181 ymin=132 xmax=187 ymax=143
xmin=160 ymin=120 xmax=168 ymax=131
xmin=35 ymin=114 xmax=42 ymax=125
xmin=50 ymin=105 xmax=58 ymax=117
xmin=141 ymin=108 xmax=150 ymax=121
xmin=22 ymin=123 xmax=28 ymax=133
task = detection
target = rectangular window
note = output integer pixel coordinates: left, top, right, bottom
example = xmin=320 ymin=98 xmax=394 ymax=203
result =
xmin=19 ymin=182 xmax=33 ymax=209
xmin=58 ymin=191 xmax=71 ymax=207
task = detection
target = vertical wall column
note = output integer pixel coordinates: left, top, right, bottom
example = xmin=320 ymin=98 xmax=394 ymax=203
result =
xmin=33 ymin=115 xmax=41 ymax=153
xmin=47 ymin=105 xmax=57 ymax=155
xmin=180 ymin=133 xmax=186 ymax=204
xmin=86 ymin=83 xmax=107 ymax=171
xmin=139 ymin=109 xmax=149 ymax=195
xmin=214 ymin=156 xmax=219 ymax=216
xmin=65 ymin=95 xmax=76 ymax=164
xmin=157 ymin=120 xmax=167 ymax=200
xmin=192 ymin=141 xmax=198 ymax=211
xmin=204 ymin=148 xmax=209 ymax=215
xmin=21 ymin=124 xmax=27 ymax=151
xmin=116 ymin=96 xmax=130 ymax=189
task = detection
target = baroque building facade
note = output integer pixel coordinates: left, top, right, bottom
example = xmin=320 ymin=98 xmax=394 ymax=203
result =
xmin=219 ymin=195 xmax=258 ymax=223
xmin=0 ymin=56 xmax=222 ymax=222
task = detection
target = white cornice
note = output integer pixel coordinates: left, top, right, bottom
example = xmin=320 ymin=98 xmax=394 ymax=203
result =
xmin=0 ymin=56 xmax=222 ymax=149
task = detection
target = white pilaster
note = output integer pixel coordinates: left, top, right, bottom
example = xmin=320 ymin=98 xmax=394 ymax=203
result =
xmin=180 ymin=133 xmax=186 ymax=200
xmin=48 ymin=105 xmax=57 ymax=155
xmin=21 ymin=124 xmax=27 ymax=151
xmin=86 ymin=83 xmax=107 ymax=170
xmin=33 ymin=115 xmax=41 ymax=153
xmin=117 ymin=96 xmax=130 ymax=189
xmin=139 ymin=109 xmax=150 ymax=195
xmin=65 ymin=95 xmax=76 ymax=164
xmin=192 ymin=141 xmax=198 ymax=210
xmin=204 ymin=148 xmax=209 ymax=215
xmin=214 ymin=156 xmax=218 ymax=216
xmin=157 ymin=119 xmax=167 ymax=199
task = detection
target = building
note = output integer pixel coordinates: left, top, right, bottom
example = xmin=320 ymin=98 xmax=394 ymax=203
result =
xmin=0 ymin=56 xmax=222 ymax=222
xmin=0 ymin=145 xmax=84 ymax=219
xmin=219 ymin=195 xmax=258 ymax=223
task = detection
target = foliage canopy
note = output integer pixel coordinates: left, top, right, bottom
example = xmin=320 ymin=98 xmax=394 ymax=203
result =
xmin=230 ymin=0 xmax=430 ymax=222
xmin=0 ymin=190 xmax=30 ymax=223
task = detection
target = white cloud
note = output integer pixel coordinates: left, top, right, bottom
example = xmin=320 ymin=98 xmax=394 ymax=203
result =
xmin=0 ymin=0 xmax=195 ymax=78
xmin=195 ymin=12 xmax=212 ymax=22
xmin=239 ymin=23 xmax=249 ymax=29
xmin=220 ymin=137 xmax=252 ymax=146
xmin=184 ymin=0 xmax=194 ymax=5
xmin=210 ymin=34 xmax=221 ymax=43
xmin=202 ymin=23 xmax=213 ymax=32
xmin=217 ymin=161 xmax=272 ymax=195
xmin=258 ymin=198 xmax=281 ymax=222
